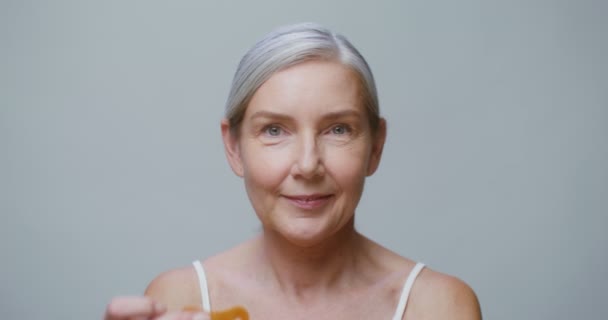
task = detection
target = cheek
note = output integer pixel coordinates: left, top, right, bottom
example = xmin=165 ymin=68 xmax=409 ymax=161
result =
xmin=241 ymin=144 xmax=291 ymax=191
xmin=325 ymin=144 xmax=371 ymax=191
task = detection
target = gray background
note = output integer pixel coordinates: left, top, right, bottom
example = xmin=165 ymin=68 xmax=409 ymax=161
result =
xmin=1 ymin=0 xmax=607 ymax=319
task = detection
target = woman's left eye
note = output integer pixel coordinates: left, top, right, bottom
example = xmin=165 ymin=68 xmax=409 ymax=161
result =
xmin=330 ymin=124 xmax=350 ymax=135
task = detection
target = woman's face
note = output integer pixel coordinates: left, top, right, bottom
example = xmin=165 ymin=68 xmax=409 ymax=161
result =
xmin=222 ymin=60 xmax=385 ymax=246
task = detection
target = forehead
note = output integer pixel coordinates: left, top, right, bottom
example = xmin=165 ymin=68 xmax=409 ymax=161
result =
xmin=245 ymin=60 xmax=364 ymax=116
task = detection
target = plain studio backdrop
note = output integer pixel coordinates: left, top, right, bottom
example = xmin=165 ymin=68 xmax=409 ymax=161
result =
xmin=1 ymin=1 xmax=607 ymax=319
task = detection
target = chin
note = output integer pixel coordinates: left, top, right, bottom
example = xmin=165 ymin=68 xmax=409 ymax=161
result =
xmin=283 ymin=233 xmax=327 ymax=248
xmin=278 ymin=220 xmax=341 ymax=248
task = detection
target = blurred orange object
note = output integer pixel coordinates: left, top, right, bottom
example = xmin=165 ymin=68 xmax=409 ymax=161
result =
xmin=181 ymin=305 xmax=203 ymax=312
xmin=182 ymin=305 xmax=249 ymax=320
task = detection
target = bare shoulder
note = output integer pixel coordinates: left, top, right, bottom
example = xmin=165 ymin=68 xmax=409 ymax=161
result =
xmin=406 ymin=267 xmax=482 ymax=320
xmin=144 ymin=265 xmax=201 ymax=311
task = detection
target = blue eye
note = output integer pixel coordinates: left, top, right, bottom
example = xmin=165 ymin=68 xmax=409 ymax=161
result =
xmin=331 ymin=125 xmax=349 ymax=135
xmin=265 ymin=125 xmax=282 ymax=136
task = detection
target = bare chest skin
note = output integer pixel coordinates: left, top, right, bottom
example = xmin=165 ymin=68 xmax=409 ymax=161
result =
xmin=245 ymin=296 xmax=397 ymax=320
xmin=208 ymin=272 xmax=406 ymax=320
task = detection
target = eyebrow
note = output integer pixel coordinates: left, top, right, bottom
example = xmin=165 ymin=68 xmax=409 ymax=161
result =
xmin=322 ymin=110 xmax=363 ymax=120
xmin=249 ymin=109 xmax=363 ymax=121
xmin=249 ymin=111 xmax=294 ymax=121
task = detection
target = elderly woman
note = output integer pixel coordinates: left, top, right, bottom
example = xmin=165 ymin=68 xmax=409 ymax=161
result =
xmin=105 ymin=23 xmax=481 ymax=320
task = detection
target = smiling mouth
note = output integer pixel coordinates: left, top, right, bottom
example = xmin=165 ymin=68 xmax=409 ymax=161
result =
xmin=284 ymin=194 xmax=333 ymax=201
xmin=283 ymin=194 xmax=333 ymax=209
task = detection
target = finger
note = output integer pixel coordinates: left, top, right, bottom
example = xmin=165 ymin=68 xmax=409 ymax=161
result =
xmin=155 ymin=311 xmax=210 ymax=320
xmin=105 ymin=296 xmax=166 ymax=319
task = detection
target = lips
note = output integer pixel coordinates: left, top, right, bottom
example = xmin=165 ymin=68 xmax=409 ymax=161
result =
xmin=283 ymin=194 xmax=333 ymax=210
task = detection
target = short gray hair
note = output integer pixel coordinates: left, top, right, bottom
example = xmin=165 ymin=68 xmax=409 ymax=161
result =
xmin=225 ymin=22 xmax=380 ymax=134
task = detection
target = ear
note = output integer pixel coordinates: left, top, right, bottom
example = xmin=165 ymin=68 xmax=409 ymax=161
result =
xmin=221 ymin=119 xmax=244 ymax=177
xmin=366 ymin=118 xmax=387 ymax=176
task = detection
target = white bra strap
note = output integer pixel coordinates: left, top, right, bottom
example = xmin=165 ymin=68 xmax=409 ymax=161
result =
xmin=392 ymin=262 xmax=425 ymax=320
xmin=192 ymin=260 xmax=211 ymax=312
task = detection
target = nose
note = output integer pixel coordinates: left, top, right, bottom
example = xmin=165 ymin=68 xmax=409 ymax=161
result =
xmin=291 ymin=132 xmax=324 ymax=179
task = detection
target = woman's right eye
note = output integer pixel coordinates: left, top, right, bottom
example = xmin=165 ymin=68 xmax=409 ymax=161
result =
xmin=264 ymin=125 xmax=283 ymax=136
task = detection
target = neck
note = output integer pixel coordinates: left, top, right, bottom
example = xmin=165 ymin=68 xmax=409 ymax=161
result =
xmin=256 ymin=219 xmax=367 ymax=300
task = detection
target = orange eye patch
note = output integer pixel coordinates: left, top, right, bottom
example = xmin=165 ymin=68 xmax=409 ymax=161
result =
xmin=182 ymin=305 xmax=249 ymax=320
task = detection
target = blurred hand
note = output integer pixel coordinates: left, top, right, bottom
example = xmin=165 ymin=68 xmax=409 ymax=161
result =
xmin=104 ymin=296 xmax=209 ymax=320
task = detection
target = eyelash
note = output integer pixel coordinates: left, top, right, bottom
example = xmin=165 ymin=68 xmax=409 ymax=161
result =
xmin=328 ymin=124 xmax=352 ymax=135
xmin=260 ymin=123 xmax=353 ymax=137
xmin=262 ymin=124 xmax=284 ymax=137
